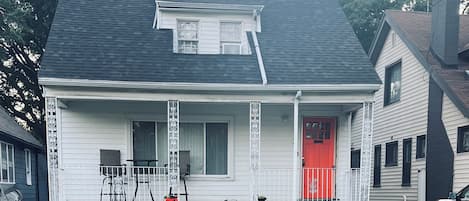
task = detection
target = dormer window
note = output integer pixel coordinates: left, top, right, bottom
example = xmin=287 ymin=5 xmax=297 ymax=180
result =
xmin=220 ymin=22 xmax=242 ymax=54
xmin=177 ymin=20 xmax=199 ymax=54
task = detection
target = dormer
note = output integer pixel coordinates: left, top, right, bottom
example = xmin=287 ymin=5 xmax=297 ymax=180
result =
xmin=154 ymin=1 xmax=264 ymax=55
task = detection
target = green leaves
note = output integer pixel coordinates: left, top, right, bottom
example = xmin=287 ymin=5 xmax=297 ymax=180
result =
xmin=339 ymin=0 xmax=430 ymax=51
xmin=0 ymin=0 xmax=57 ymax=142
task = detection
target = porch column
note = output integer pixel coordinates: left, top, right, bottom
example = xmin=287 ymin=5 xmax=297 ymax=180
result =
xmin=292 ymin=91 xmax=301 ymax=201
xmin=45 ymin=97 xmax=59 ymax=201
xmin=359 ymin=102 xmax=374 ymax=201
xmin=249 ymin=102 xmax=261 ymax=201
xmin=168 ymin=100 xmax=180 ymax=194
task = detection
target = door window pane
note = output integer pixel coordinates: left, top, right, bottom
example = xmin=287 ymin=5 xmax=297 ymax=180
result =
xmin=206 ymin=123 xmax=228 ymax=175
xmin=133 ymin=121 xmax=156 ymax=166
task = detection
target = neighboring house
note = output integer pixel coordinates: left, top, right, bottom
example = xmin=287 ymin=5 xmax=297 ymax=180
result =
xmin=0 ymin=107 xmax=44 ymax=200
xmin=38 ymin=0 xmax=381 ymax=201
xmin=358 ymin=1 xmax=469 ymax=201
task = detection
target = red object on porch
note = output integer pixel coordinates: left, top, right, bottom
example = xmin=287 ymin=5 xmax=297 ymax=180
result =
xmin=302 ymin=117 xmax=336 ymax=200
xmin=165 ymin=197 xmax=178 ymax=201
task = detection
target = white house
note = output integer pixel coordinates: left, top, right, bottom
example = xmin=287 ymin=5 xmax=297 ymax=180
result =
xmin=38 ymin=0 xmax=381 ymax=201
xmin=361 ymin=0 xmax=469 ymax=201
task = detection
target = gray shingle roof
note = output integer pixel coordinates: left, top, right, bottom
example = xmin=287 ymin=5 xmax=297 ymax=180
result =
xmin=0 ymin=108 xmax=42 ymax=148
xmin=39 ymin=0 xmax=380 ymax=85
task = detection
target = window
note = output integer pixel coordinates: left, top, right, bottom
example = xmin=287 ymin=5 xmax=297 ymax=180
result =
xmin=0 ymin=141 xmax=14 ymax=183
xmin=25 ymin=149 xmax=32 ymax=185
xmin=373 ymin=145 xmax=381 ymax=187
xmin=177 ymin=21 xmax=198 ymax=54
xmin=457 ymin=125 xmax=469 ymax=153
xmin=384 ymin=61 xmax=402 ymax=106
xmin=351 ymin=150 xmax=361 ymax=168
xmin=402 ymin=138 xmax=412 ymax=186
xmin=385 ymin=141 xmax=398 ymax=167
xmin=132 ymin=121 xmax=229 ymax=175
xmin=416 ymin=135 xmax=426 ymax=159
xmin=220 ymin=22 xmax=242 ymax=54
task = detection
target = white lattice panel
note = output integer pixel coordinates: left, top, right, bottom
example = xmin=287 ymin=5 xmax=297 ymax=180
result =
xmin=167 ymin=100 xmax=180 ymax=192
xmin=46 ymin=97 xmax=59 ymax=201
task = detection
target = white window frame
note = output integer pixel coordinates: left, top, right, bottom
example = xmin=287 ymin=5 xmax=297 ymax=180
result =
xmin=220 ymin=21 xmax=243 ymax=55
xmin=24 ymin=149 xmax=32 ymax=185
xmin=127 ymin=114 xmax=234 ymax=181
xmin=177 ymin=20 xmax=199 ymax=54
xmin=0 ymin=141 xmax=15 ymax=184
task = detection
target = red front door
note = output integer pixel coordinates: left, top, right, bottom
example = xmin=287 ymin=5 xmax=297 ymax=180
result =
xmin=302 ymin=117 xmax=336 ymax=200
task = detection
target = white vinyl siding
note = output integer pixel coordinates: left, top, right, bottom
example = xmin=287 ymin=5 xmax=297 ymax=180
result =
xmin=352 ymin=30 xmax=429 ymax=201
xmin=159 ymin=11 xmax=255 ymax=54
xmin=0 ymin=141 xmax=14 ymax=184
xmin=441 ymin=94 xmax=469 ymax=192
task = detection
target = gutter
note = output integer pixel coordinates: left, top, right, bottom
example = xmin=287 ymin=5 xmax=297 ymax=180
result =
xmin=251 ymin=31 xmax=268 ymax=85
xmin=39 ymin=78 xmax=381 ymax=92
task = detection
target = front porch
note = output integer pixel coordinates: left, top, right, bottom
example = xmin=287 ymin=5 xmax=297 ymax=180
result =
xmin=44 ymin=89 xmax=374 ymax=201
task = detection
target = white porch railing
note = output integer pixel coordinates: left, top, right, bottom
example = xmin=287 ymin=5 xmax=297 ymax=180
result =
xmin=258 ymin=168 xmax=361 ymax=201
xmin=62 ymin=165 xmax=169 ymax=201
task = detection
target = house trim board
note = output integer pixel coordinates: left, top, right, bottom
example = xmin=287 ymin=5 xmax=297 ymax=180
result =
xmin=39 ymin=78 xmax=380 ymax=92
xmin=425 ymin=77 xmax=454 ymax=201
xmin=42 ymin=86 xmax=375 ymax=104
xmin=368 ymin=12 xmax=469 ymax=118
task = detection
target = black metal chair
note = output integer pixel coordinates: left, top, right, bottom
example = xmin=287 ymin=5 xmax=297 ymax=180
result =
xmin=100 ymin=149 xmax=126 ymax=201
xmin=127 ymin=159 xmax=158 ymax=201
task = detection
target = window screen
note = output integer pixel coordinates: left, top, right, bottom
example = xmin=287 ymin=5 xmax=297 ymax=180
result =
xmin=0 ymin=142 xmax=14 ymax=183
xmin=177 ymin=21 xmax=198 ymax=54
xmin=385 ymin=141 xmax=398 ymax=167
xmin=458 ymin=125 xmax=469 ymax=153
xmin=373 ymin=145 xmax=381 ymax=187
xmin=384 ymin=61 xmax=402 ymax=106
xmin=351 ymin=150 xmax=361 ymax=169
xmin=416 ymin=135 xmax=426 ymax=159
xmin=154 ymin=122 xmax=228 ymax=175
xmin=220 ymin=22 xmax=242 ymax=55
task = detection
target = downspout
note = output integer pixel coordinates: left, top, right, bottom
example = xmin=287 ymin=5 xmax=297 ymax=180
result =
xmin=251 ymin=31 xmax=268 ymax=85
xmin=292 ymin=90 xmax=302 ymax=201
